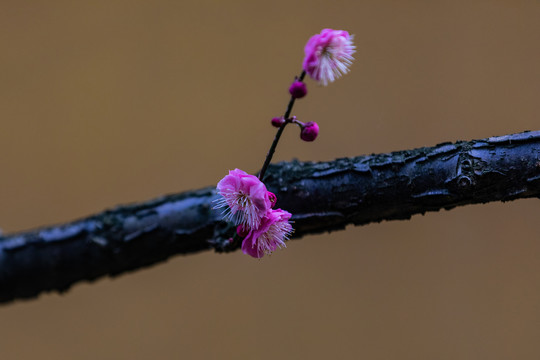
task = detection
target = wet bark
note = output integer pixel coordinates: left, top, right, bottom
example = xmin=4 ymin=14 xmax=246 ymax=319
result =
xmin=1 ymin=130 xmax=540 ymax=304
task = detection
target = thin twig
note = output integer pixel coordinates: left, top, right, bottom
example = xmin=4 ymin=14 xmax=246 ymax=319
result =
xmin=258 ymin=71 xmax=306 ymax=180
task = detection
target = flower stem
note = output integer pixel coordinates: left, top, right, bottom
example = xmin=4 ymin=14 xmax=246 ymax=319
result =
xmin=258 ymin=71 xmax=306 ymax=181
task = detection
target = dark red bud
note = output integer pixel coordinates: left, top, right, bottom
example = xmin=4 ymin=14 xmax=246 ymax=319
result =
xmin=267 ymin=191 xmax=277 ymax=208
xmin=236 ymin=225 xmax=250 ymax=238
xmin=289 ymin=80 xmax=307 ymax=99
xmin=300 ymin=121 xmax=319 ymax=142
xmin=271 ymin=117 xmax=285 ymax=128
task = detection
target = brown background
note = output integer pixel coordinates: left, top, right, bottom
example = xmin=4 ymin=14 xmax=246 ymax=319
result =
xmin=1 ymin=1 xmax=540 ymax=359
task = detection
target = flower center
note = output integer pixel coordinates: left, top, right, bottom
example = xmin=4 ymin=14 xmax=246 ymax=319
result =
xmin=236 ymin=191 xmax=252 ymax=209
xmin=320 ymin=46 xmax=333 ymax=60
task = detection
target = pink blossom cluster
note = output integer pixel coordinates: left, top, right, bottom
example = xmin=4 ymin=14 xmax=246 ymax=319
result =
xmin=213 ymin=29 xmax=354 ymax=258
xmin=215 ymin=169 xmax=293 ymax=258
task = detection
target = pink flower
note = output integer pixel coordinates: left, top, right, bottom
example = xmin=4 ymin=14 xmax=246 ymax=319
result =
xmin=215 ymin=169 xmax=272 ymax=229
xmin=303 ymin=29 xmax=355 ymax=86
xmin=241 ymin=209 xmax=293 ymax=258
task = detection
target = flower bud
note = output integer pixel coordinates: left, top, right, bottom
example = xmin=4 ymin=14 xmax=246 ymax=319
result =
xmin=300 ymin=121 xmax=319 ymax=142
xmin=289 ymin=80 xmax=307 ymax=99
xmin=271 ymin=117 xmax=285 ymax=128
xmin=237 ymin=224 xmax=250 ymax=238
xmin=267 ymin=191 xmax=277 ymax=208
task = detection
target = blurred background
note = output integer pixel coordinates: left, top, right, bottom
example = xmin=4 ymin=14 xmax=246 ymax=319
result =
xmin=1 ymin=1 xmax=540 ymax=359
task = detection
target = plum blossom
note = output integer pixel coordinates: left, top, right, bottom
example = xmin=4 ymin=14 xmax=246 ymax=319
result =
xmin=241 ymin=208 xmax=293 ymax=258
xmin=215 ymin=169 xmax=272 ymax=229
xmin=303 ymin=28 xmax=355 ymax=86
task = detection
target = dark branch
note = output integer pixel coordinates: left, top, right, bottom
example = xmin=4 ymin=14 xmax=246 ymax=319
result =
xmin=1 ymin=130 xmax=540 ymax=304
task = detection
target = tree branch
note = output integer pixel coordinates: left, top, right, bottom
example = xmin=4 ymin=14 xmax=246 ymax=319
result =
xmin=1 ymin=130 xmax=540 ymax=304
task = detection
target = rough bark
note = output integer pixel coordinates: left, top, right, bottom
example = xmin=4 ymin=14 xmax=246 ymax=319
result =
xmin=1 ymin=130 xmax=540 ymax=304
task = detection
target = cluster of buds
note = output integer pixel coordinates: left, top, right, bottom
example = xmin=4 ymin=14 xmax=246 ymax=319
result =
xmin=215 ymin=28 xmax=355 ymax=258
xmin=272 ymin=116 xmax=319 ymax=142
